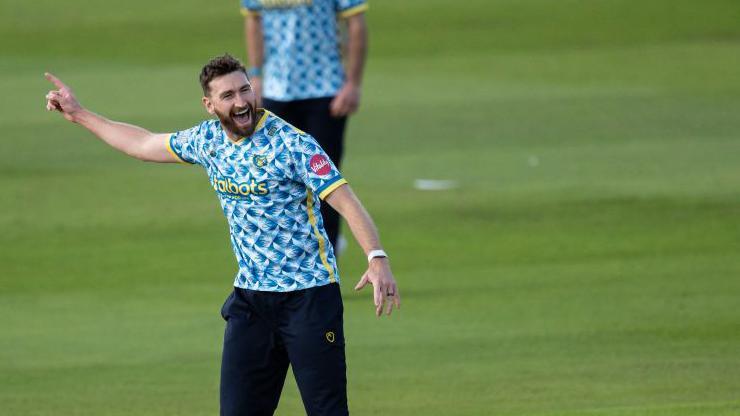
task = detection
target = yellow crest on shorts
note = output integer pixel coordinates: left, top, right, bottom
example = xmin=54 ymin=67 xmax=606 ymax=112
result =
xmin=325 ymin=331 xmax=335 ymax=343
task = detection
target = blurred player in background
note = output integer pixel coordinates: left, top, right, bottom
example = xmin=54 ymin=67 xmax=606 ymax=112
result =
xmin=241 ymin=0 xmax=368 ymax=253
xmin=44 ymin=54 xmax=397 ymax=416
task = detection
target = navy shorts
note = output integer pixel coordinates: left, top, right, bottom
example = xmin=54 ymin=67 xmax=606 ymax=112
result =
xmin=219 ymin=283 xmax=348 ymax=416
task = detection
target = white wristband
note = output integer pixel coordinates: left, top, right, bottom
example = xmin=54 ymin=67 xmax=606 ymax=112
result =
xmin=367 ymin=249 xmax=388 ymax=263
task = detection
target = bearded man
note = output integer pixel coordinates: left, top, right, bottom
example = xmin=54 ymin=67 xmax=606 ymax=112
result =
xmin=44 ymin=54 xmax=399 ymax=416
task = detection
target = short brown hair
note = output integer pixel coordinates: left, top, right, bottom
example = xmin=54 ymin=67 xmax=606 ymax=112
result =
xmin=199 ymin=54 xmax=247 ymax=95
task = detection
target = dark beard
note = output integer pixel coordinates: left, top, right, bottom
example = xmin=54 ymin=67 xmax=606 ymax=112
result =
xmin=214 ymin=105 xmax=256 ymax=138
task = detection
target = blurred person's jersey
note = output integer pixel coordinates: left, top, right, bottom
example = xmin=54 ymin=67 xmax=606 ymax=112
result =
xmin=240 ymin=0 xmax=368 ymax=101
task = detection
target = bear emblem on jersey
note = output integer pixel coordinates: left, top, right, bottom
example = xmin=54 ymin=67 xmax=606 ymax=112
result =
xmin=253 ymin=155 xmax=268 ymax=167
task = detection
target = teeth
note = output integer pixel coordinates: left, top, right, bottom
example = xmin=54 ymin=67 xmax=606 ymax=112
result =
xmin=235 ymin=108 xmax=249 ymax=116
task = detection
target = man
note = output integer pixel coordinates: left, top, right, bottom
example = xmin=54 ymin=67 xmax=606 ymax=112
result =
xmin=241 ymin=0 xmax=369 ymax=252
xmin=44 ymin=54 xmax=399 ymax=416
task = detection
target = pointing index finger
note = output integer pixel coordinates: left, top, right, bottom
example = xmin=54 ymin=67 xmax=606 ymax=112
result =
xmin=44 ymin=72 xmax=67 ymax=90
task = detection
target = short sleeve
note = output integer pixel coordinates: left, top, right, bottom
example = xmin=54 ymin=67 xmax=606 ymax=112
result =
xmin=335 ymin=0 xmax=368 ymax=18
xmin=288 ymin=133 xmax=347 ymax=200
xmin=167 ymin=123 xmax=204 ymax=165
xmin=240 ymin=0 xmax=262 ymax=16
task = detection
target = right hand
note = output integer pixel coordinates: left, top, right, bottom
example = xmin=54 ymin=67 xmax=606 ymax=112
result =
xmin=329 ymin=81 xmax=361 ymax=118
xmin=44 ymin=72 xmax=83 ymax=122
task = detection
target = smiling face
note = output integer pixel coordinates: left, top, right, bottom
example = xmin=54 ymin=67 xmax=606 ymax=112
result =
xmin=202 ymin=71 xmax=258 ymax=140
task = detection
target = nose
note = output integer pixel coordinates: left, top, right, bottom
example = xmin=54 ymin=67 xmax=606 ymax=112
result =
xmin=235 ymin=89 xmax=252 ymax=108
xmin=235 ymin=94 xmax=248 ymax=108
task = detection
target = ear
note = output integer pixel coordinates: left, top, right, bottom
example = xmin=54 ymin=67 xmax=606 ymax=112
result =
xmin=202 ymin=96 xmax=215 ymax=115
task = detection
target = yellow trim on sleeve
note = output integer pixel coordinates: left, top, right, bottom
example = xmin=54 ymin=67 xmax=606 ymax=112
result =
xmin=306 ymin=190 xmax=336 ymax=283
xmin=339 ymin=3 xmax=368 ymax=18
xmin=166 ymin=134 xmax=194 ymax=165
xmin=319 ymin=178 xmax=347 ymax=200
xmin=240 ymin=7 xmax=260 ymax=17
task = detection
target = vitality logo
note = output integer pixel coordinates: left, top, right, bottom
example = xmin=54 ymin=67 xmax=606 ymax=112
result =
xmin=310 ymin=154 xmax=331 ymax=176
xmin=212 ymin=175 xmax=269 ymax=199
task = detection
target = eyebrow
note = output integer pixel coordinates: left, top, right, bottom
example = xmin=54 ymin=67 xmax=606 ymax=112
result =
xmin=219 ymin=89 xmax=235 ymax=99
xmin=218 ymin=84 xmax=250 ymax=99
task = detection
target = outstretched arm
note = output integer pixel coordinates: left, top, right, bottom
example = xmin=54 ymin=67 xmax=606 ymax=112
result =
xmin=325 ymin=184 xmax=400 ymax=317
xmin=44 ymin=72 xmax=180 ymax=163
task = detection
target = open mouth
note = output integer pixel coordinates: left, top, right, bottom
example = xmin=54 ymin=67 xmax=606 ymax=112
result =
xmin=232 ymin=106 xmax=252 ymax=126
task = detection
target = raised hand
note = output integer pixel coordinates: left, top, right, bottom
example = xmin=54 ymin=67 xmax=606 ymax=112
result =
xmin=44 ymin=72 xmax=83 ymax=122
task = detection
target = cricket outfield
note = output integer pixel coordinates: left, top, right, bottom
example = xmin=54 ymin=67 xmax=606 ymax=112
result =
xmin=1 ymin=0 xmax=739 ymax=414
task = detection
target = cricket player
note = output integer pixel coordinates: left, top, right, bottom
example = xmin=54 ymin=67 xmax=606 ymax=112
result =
xmin=241 ymin=0 xmax=369 ymax=252
xmin=44 ymin=54 xmax=399 ymax=416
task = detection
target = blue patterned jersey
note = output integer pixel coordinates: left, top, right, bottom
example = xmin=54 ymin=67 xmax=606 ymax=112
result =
xmin=240 ymin=0 xmax=368 ymax=101
xmin=167 ymin=110 xmax=347 ymax=291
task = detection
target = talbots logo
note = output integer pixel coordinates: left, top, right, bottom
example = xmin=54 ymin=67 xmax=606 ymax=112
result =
xmin=212 ymin=175 xmax=269 ymax=199
xmin=310 ymin=154 xmax=331 ymax=176
xmin=325 ymin=331 xmax=335 ymax=343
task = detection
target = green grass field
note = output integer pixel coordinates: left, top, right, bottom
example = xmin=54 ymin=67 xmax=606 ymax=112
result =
xmin=2 ymin=0 xmax=740 ymax=414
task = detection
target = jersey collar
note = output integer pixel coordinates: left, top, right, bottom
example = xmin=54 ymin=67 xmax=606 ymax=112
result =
xmin=225 ymin=109 xmax=270 ymax=145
